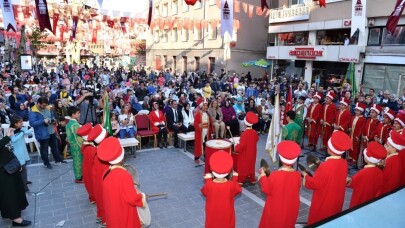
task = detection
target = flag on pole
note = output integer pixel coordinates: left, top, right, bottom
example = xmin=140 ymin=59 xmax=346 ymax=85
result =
xmin=103 ymin=95 xmax=113 ymax=136
xmin=386 ymin=0 xmax=405 ymax=35
xmin=265 ymin=93 xmax=282 ymax=163
xmin=345 ymin=62 xmax=357 ymax=97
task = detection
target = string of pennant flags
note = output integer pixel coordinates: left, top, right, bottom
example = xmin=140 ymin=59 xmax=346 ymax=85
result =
xmin=0 ymin=0 xmax=270 ymax=47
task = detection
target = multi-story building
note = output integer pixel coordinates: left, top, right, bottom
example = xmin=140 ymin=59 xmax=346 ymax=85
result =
xmin=146 ymin=0 xmax=268 ymax=76
xmin=266 ymin=0 xmax=405 ymax=95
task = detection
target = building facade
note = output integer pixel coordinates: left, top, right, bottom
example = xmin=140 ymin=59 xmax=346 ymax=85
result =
xmin=266 ymin=0 xmax=405 ymax=96
xmin=146 ymin=0 xmax=268 ymax=77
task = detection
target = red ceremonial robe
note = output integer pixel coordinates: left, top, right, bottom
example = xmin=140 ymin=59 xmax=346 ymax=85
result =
xmin=304 ymin=157 xmax=348 ymax=225
xmin=334 ymin=109 xmax=351 ymax=132
xmin=81 ymin=143 xmax=97 ymax=202
xmin=93 ymin=155 xmax=110 ymax=223
xmin=349 ymin=116 xmax=365 ymax=161
xmin=399 ymin=150 xmax=405 ymax=187
xmin=362 ymin=118 xmax=379 ymax=142
xmin=149 ymin=109 xmax=167 ymax=133
xmin=347 ymin=166 xmax=384 ymax=208
xmin=103 ymin=167 xmax=145 ymax=228
xmin=201 ymin=176 xmax=242 ymax=228
xmin=235 ymin=128 xmax=259 ymax=183
xmin=379 ymin=153 xmax=402 ymax=195
xmin=375 ymin=123 xmax=391 ymax=145
xmin=258 ymin=169 xmax=301 ymax=228
xmin=194 ymin=111 xmax=213 ymax=159
xmin=320 ymin=103 xmax=336 ymax=148
xmin=306 ymin=103 xmax=322 ymax=145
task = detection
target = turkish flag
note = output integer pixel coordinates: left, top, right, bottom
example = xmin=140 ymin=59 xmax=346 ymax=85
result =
xmin=185 ymin=0 xmax=200 ymax=6
xmin=92 ymin=29 xmax=98 ymax=43
xmin=52 ymin=13 xmax=59 ymax=35
xmin=319 ymin=0 xmax=326 ymax=8
xmin=386 ymin=0 xmax=405 ymax=34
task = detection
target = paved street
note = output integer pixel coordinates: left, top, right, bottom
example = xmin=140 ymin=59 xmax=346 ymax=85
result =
xmin=0 ymin=135 xmax=355 ymax=228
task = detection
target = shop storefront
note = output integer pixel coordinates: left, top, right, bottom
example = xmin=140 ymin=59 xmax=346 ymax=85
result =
xmin=267 ymin=44 xmax=362 ymax=89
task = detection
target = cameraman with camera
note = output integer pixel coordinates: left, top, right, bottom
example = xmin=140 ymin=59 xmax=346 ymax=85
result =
xmin=76 ymin=88 xmax=99 ymax=125
xmin=29 ymin=97 xmax=66 ymax=169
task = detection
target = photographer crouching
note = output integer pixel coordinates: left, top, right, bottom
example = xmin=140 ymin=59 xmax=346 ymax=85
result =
xmin=29 ymin=97 xmax=66 ymax=169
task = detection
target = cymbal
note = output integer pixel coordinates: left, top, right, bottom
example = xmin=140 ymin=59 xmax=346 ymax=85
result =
xmin=306 ymin=154 xmax=321 ymax=172
xmin=260 ymin=159 xmax=271 ymax=177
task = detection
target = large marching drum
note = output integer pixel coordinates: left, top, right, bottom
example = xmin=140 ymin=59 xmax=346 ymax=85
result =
xmin=204 ymin=139 xmax=232 ymax=174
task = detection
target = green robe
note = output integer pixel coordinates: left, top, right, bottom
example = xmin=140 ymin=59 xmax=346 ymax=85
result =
xmin=293 ymin=104 xmax=305 ymax=141
xmin=66 ymin=119 xmax=83 ymax=180
xmin=282 ymin=121 xmax=302 ymax=144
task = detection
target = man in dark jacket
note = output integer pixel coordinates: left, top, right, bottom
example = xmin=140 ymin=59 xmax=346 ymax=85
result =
xmin=166 ymin=100 xmax=187 ymax=148
xmin=29 ymin=97 xmax=65 ymax=169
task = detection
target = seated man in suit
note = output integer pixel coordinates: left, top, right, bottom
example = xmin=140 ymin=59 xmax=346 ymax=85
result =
xmin=167 ymin=100 xmax=187 ymax=148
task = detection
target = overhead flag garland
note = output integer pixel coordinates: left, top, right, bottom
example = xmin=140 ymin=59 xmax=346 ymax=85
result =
xmin=221 ymin=0 xmax=233 ymax=37
xmin=1 ymin=0 xmax=17 ymax=31
xmin=35 ymin=0 xmax=52 ymax=32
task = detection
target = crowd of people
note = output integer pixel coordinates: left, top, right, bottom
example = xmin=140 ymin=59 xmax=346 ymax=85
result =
xmin=1 ymin=58 xmax=405 ymax=227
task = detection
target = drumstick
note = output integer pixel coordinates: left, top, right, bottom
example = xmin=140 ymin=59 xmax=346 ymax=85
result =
xmin=226 ymin=126 xmax=236 ymax=145
xmin=146 ymin=192 xmax=168 ymax=199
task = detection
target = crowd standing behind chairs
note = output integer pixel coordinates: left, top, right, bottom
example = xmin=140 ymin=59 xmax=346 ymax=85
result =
xmin=1 ymin=58 xmax=405 ymax=227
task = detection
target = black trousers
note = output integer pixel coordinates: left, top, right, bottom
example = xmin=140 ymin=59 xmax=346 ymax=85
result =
xmin=157 ymin=127 xmax=168 ymax=143
xmin=169 ymin=124 xmax=188 ymax=145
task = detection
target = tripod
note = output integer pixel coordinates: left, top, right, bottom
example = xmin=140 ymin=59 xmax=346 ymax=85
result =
xmin=82 ymin=98 xmax=97 ymax=126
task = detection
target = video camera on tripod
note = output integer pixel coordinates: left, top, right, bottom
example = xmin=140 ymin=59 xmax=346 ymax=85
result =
xmin=85 ymin=85 xmax=101 ymax=101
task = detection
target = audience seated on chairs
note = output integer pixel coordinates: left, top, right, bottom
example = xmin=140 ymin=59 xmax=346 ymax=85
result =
xmin=181 ymin=102 xmax=195 ymax=132
xmin=166 ymin=100 xmax=187 ymax=148
xmin=118 ymin=103 xmax=136 ymax=139
xmin=207 ymin=100 xmax=225 ymax=139
xmin=149 ymin=101 xmax=168 ymax=149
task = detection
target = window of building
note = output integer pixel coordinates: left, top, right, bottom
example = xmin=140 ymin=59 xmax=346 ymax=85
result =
xmin=163 ymin=29 xmax=169 ymax=43
xmin=173 ymin=56 xmax=177 ymax=70
xmin=194 ymin=28 xmax=202 ymax=40
xmin=195 ymin=57 xmax=200 ymax=71
xmin=172 ymin=28 xmax=178 ymax=42
xmin=208 ymin=25 xmax=217 ymax=39
xmin=209 ymin=0 xmax=216 ymax=6
xmin=290 ymin=0 xmax=304 ymax=5
xmin=182 ymin=28 xmax=189 ymax=41
xmin=183 ymin=0 xmax=189 ymax=12
xmin=155 ymin=6 xmax=160 ymax=16
xmin=368 ymin=26 xmax=405 ymax=46
xmin=316 ymin=29 xmax=356 ymax=45
xmin=172 ymin=0 xmax=178 ymax=15
xmin=277 ymin=32 xmax=308 ymax=46
xmin=154 ymin=30 xmax=160 ymax=42
xmin=183 ymin=56 xmax=187 ymax=72
xmin=195 ymin=0 xmax=202 ymax=9
xmin=208 ymin=57 xmax=215 ymax=73
xmin=163 ymin=3 xmax=168 ymax=17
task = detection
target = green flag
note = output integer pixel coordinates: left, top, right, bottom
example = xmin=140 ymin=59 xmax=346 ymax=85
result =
xmin=345 ymin=62 xmax=357 ymax=97
xmin=103 ymin=96 xmax=113 ymax=136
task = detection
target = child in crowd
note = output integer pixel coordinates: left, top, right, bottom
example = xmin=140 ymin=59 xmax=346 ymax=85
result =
xmin=10 ymin=116 xmax=33 ymax=192
xmin=111 ymin=112 xmax=120 ymax=137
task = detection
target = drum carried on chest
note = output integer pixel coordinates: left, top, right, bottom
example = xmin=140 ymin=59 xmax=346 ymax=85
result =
xmin=204 ymin=139 xmax=232 ymax=174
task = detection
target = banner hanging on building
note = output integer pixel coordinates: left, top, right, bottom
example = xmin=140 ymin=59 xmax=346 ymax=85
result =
xmin=351 ymin=0 xmax=366 ymax=36
xmin=1 ymin=0 xmax=17 ymax=31
xmin=35 ymin=0 xmax=52 ymax=32
xmin=386 ymin=0 xmax=405 ymax=35
xmin=221 ymin=0 xmax=233 ymax=37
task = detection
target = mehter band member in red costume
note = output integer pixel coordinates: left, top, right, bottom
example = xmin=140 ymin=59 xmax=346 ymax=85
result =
xmin=347 ymin=142 xmax=386 ymax=208
xmin=194 ymin=98 xmax=213 ymax=164
xmin=98 ymin=137 xmax=146 ymax=228
xmin=76 ymin=123 xmax=96 ymax=203
xmin=319 ymin=91 xmax=337 ymax=151
xmin=201 ymin=151 xmax=241 ymax=228
xmin=305 ymin=92 xmax=322 ymax=151
xmin=235 ymin=111 xmax=259 ymax=185
xmin=348 ymin=102 xmax=366 ymax=162
xmin=374 ymin=109 xmax=395 ymax=145
xmin=379 ymin=131 xmax=405 ymax=195
xmin=302 ymin=131 xmax=351 ymax=225
xmin=333 ymin=97 xmax=351 ymax=133
xmin=87 ymin=124 xmax=109 ymax=225
xmin=258 ymin=141 xmax=301 ymax=228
